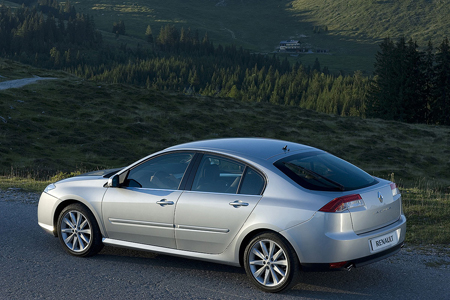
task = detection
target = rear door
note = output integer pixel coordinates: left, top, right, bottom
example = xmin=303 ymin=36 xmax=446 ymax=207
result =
xmin=174 ymin=154 xmax=265 ymax=254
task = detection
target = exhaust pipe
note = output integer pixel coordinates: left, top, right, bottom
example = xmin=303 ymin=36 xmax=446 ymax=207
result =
xmin=346 ymin=264 xmax=354 ymax=271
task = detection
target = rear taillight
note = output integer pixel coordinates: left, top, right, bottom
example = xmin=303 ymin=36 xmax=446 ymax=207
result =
xmin=329 ymin=261 xmax=348 ymax=269
xmin=390 ymin=183 xmax=399 ymax=196
xmin=319 ymin=194 xmax=365 ymax=212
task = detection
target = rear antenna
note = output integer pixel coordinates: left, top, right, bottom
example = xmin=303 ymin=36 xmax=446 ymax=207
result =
xmin=282 ymin=145 xmax=290 ymax=151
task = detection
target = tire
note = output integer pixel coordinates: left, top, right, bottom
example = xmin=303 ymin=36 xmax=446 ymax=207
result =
xmin=57 ymin=203 xmax=103 ymax=257
xmin=243 ymin=232 xmax=300 ymax=293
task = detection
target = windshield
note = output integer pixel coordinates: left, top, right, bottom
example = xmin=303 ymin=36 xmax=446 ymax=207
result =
xmin=274 ymin=151 xmax=377 ymax=191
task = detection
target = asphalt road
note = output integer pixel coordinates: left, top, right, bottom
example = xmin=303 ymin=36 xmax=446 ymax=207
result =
xmin=1 ymin=198 xmax=449 ymax=300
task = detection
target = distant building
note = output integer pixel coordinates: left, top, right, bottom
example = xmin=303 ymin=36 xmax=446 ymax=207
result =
xmin=279 ymin=40 xmax=301 ymax=51
xmin=278 ymin=40 xmax=329 ymax=54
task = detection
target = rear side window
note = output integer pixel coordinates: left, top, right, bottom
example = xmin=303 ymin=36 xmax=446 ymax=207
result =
xmin=192 ymin=154 xmax=245 ymax=194
xmin=239 ymin=167 xmax=265 ymax=195
xmin=190 ymin=154 xmax=266 ymax=195
xmin=274 ymin=151 xmax=377 ymax=191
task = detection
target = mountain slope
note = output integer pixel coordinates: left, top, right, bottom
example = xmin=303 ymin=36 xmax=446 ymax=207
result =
xmin=290 ymin=0 xmax=450 ymax=46
xmin=72 ymin=0 xmax=450 ymax=73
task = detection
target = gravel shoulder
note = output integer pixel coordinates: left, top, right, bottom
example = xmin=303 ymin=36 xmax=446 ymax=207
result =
xmin=0 ymin=188 xmax=41 ymax=205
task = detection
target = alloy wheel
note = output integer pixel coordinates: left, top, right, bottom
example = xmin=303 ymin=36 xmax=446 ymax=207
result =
xmin=248 ymin=239 xmax=288 ymax=287
xmin=60 ymin=210 xmax=92 ymax=252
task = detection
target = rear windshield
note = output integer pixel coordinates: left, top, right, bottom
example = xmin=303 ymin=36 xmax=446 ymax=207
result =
xmin=274 ymin=151 xmax=377 ymax=191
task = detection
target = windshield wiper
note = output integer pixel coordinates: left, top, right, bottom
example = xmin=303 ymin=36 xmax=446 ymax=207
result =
xmin=283 ymin=162 xmax=345 ymax=191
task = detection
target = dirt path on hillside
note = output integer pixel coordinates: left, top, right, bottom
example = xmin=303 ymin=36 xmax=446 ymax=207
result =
xmin=222 ymin=28 xmax=236 ymax=39
xmin=0 ymin=76 xmax=57 ymax=90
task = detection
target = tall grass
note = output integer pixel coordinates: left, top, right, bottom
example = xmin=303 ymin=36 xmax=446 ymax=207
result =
xmin=0 ymin=176 xmax=50 ymax=193
xmin=0 ymin=169 xmax=52 ymax=192
xmin=402 ymin=185 xmax=450 ymax=245
xmin=0 ymin=168 xmax=82 ymax=193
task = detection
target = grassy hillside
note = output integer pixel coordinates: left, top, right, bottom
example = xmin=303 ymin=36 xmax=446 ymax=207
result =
xmin=291 ymin=0 xmax=450 ymax=47
xmin=73 ymin=0 xmax=450 ymax=74
xmin=0 ymin=58 xmax=449 ymax=187
xmin=1 ymin=59 xmax=449 ymax=244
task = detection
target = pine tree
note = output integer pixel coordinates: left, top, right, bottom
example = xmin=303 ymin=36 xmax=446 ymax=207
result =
xmin=188 ymin=68 xmax=200 ymax=87
xmin=49 ymin=46 xmax=60 ymax=66
xmin=367 ymin=37 xmax=397 ymax=119
xmin=402 ymin=39 xmax=427 ymax=123
xmin=145 ymin=25 xmax=153 ymax=44
xmin=64 ymin=48 xmax=71 ymax=64
xmin=432 ymin=37 xmax=450 ymax=125
xmin=113 ymin=20 xmax=125 ymax=35
xmin=312 ymin=58 xmax=321 ymax=73
xmin=422 ymin=41 xmax=435 ymax=123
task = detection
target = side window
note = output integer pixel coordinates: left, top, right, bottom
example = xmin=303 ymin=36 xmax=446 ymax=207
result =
xmin=239 ymin=167 xmax=265 ymax=195
xmin=192 ymin=155 xmax=245 ymax=194
xmin=126 ymin=152 xmax=194 ymax=190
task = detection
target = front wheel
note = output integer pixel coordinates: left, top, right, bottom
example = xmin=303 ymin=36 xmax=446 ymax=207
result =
xmin=243 ymin=232 xmax=300 ymax=293
xmin=57 ymin=203 xmax=103 ymax=257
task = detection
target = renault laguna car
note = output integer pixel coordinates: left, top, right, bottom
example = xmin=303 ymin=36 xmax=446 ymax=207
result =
xmin=38 ymin=138 xmax=406 ymax=292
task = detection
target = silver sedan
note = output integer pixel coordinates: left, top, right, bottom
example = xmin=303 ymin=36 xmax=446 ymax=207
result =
xmin=38 ymin=138 xmax=406 ymax=292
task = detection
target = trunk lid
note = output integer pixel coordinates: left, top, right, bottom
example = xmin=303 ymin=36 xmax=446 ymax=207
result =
xmin=349 ymin=183 xmax=401 ymax=234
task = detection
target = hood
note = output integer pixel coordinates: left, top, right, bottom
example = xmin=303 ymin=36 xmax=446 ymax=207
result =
xmin=80 ymin=168 xmax=123 ymax=178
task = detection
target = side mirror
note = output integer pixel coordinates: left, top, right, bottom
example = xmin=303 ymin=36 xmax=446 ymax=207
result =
xmin=107 ymin=174 xmax=120 ymax=188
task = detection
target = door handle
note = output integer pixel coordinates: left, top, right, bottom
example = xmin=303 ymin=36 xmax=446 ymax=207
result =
xmin=229 ymin=200 xmax=249 ymax=208
xmin=156 ymin=199 xmax=174 ymax=206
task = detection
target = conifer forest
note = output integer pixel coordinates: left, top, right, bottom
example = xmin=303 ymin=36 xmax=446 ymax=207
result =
xmin=1 ymin=1 xmax=450 ymax=125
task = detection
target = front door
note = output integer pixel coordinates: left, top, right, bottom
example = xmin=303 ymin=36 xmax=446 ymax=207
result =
xmin=102 ymin=187 xmax=181 ymax=248
xmin=101 ymin=151 xmax=195 ymax=248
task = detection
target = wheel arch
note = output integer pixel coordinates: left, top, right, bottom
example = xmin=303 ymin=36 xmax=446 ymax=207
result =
xmin=53 ymin=199 xmax=105 ymax=238
xmin=238 ymin=228 xmax=298 ymax=267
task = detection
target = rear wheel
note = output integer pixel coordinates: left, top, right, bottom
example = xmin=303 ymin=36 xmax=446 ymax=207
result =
xmin=243 ymin=232 xmax=300 ymax=293
xmin=57 ymin=203 xmax=103 ymax=257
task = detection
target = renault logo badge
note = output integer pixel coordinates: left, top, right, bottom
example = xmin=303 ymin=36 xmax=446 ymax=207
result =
xmin=378 ymin=192 xmax=384 ymax=203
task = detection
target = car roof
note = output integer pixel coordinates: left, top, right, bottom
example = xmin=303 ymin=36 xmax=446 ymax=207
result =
xmin=165 ymin=138 xmax=316 ymax=160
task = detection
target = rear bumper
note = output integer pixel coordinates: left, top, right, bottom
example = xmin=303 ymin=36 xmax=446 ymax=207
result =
xmin=280 ymin=211 xmax=407 ymax=267
xmin=301 ymin=242 xmax=404 ymax=271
